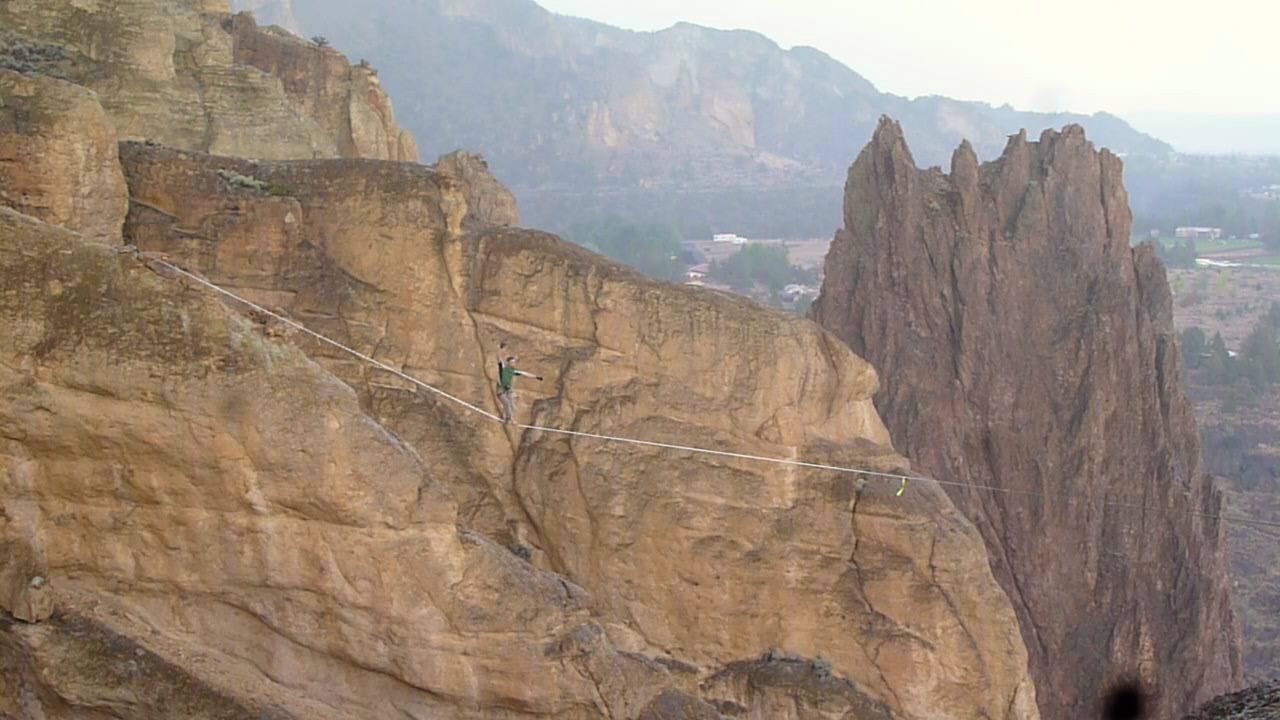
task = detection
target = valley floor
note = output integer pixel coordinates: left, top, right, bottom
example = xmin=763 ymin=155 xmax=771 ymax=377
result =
xmin=1170 ymin=266 xmax=1280 ymax=683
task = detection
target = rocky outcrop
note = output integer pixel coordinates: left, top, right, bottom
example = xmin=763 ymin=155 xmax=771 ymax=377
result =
xmin=0 ymin=0 xmax=415 ymax=162
xmin=812 ymin=118 xmax=1242 ymax=719
xmin=702 ymin=657 xmax=895 ymax=720
xmin=108 ymin=141 xmax=1043 ymax=719
xmin=0 ymin=206 xmax=689 ymax=719
xmin=230 ymin=0 xmax=301 ymax=34
xmin=0 ymin=537 xmax=51 ymax=624
xmin=228 ymin=13 xmax=418 ymax=162
xmin=1184 ymin=682 xmax=1280 ymax=720
xmin=435 ymin=151 xmax=521 ymax=228
xmin=0 ymin=70 xmax=127 ymax=244
xmin=0 ymin=18 xmax=1049 ymax=710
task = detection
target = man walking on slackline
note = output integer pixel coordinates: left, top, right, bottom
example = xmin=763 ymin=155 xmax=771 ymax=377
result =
xmin=496 ymin=342 xmax=543 ymax=424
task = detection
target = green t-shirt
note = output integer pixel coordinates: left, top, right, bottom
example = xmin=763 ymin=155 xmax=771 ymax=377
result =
xmin=499 ymin=364 xmax=517 ymax=391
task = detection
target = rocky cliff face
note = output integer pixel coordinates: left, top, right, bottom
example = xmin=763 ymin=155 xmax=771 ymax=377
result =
xmin=0 ymin=70 xmax=128 ymax=244
xmin=0 ymin=38 xmax=1046 ymax=714
xmin=0 ymin=206 xmax=691 ymax=720
xmin=0 ymin=0 xmax=415 ymax=162
xmin=229 ymin=0 xmax=301 ymax=34
xmin=812 ymin=118 xmax=1242 ymax=719
xmin=1185 ymin=682 xmax=1280 ymax=720
xmin=227 ymin=13 xmax=418 ymax=162
xmin=1 ymin=3 xmax=1054 ymax=714
xmin=106 ymin=141 xmax=1041 ymax=719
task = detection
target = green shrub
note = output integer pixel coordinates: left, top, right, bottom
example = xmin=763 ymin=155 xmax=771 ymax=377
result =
xmin=567 ymin=221 xmax=685 ymax=282
xmin=217 ymin=169 xmax=292 ymax=197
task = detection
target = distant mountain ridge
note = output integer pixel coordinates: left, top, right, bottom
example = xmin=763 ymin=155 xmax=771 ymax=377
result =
xmin=244 ymin=0 xmax=1172 ymax=235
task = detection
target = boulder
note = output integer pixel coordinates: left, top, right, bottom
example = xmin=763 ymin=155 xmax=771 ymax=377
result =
xmin=0 ymin=69 xmax=127 ymax=243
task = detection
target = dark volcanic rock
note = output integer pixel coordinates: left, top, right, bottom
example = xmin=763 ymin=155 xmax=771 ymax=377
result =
xmin=811 ymin=117 xmax=1243 ymax=720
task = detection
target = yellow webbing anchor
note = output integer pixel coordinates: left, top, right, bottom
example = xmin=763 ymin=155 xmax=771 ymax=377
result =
xmin=896 ymin=477 xmax=908 ymax=497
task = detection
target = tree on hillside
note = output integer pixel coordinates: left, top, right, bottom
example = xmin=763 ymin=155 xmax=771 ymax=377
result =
xmin=709 ymin=244 xmax=796 ymax=292
xmin=567 ymin=221 xmax=685 ymax=282
xmin=1156 ymin=239 xmax=1198 ymax=269
xmin=1181 ymin=326 xmax=1207 ymax=368
xmin=1240 ymin=321 xmax=1280 ymax=389
xmin=1203 ymin=332 xmax=1231 ymax=385
xmin=1263 ymin=204 xmax=1280 ymax=251
xmin=1198 ymin=319 xmax=1280 ymax=389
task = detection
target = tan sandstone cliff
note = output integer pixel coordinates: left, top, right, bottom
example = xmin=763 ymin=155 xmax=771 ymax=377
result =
xmin=0 ymin=147 xmax=1043 ymax=716
xmin=0 ymin=70 xmax=127 ymax=244
xmin=0 ymin=0 xmax=415 ymax=162
xmin=108 ymin=141 xmax=1041 ymax=719
xmin=3 ymin=3 xmax=1043 ymax=715
xmin=0 ymin=206 xmax=700 ymax=720
xmin=812 ymin=118 xmax=1243 ymax=719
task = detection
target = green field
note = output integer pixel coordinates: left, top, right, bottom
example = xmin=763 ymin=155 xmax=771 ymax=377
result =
xmin=1151 ymin=236 xmax=1265 ymax=252
xmin=1197 ymin=254 xmax=1280 ymax=268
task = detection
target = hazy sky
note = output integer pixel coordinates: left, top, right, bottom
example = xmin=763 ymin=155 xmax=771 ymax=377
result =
xmin=538 ymin=0 xmax=1280 ymax=117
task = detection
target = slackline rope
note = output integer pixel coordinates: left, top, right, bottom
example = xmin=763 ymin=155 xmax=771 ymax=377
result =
xmin=130 ymin=251 xmax=1280 ymax=536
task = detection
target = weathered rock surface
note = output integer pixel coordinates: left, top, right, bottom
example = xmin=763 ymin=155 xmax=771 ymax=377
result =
xmin=0 ymin=537 xmax=52 ymax=624
xmin=435 ymin=150 xmax=521 ymax=228
xmin=110 ymin=142 xmax=1042 ymax=719
xmin=0 ymin=0 xmax=415 ymax=162
xmin=812 ymin=118 xmax=1243 ymax=718
xmin=0 ymin=69 xmax=127 ymax=244
xmin=0 ymin=206 xmax=687 ymax=719
xmin=702 ymin=657 xmax=895 ymax=720
xmin=227 ymin=13 xmax=418 ymax=162
xmin=229 ymin=0 xmax=301 ymax=34
xmin=1184 ymin=681 xmax=1280 ymax=720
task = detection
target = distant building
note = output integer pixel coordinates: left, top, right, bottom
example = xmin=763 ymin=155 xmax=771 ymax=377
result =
xmin=1249 ymin=233 xmax=1263 ymax=240
xmin=686 ymin=263 xmax=710 ymax=281
xmin=713 ymin=233 xmax=748 ymax=245
xmin=1175 ymin=226 xmax=1224 ymax=240
xmin=782 ymin=284 xmax=819 ymax=302
xmin=1242 ymin=184 xmax=1280 ymax=200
